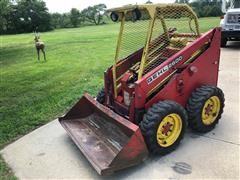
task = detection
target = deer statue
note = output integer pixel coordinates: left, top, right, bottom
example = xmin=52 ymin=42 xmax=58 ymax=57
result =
xmin=34 ymin=32 xmax=46 ymax=61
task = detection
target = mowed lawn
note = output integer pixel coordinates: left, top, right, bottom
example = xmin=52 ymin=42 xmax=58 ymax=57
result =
xmin=0 ymin=17 xmax=219 ymax=178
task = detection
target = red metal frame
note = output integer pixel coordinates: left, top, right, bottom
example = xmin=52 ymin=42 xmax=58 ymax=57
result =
xmin=104 ymin=28 xmax=221 ymax=124
xmin=59 ymin=28 xmax=222 ymax=176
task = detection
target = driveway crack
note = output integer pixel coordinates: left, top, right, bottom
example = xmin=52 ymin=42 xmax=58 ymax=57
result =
xmin=200 ymin=135 xmax=240 ymax=146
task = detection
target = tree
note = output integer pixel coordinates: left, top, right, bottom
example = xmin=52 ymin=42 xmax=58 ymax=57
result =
xmin=190 ymin=0 xmax=223 ymax=17
xmin=81 ymin=4 xmax=107 ymax=25
xmin=61 ymin=13 xmax=72 ymax=28
xmin=51 ymin=13 xmax=63 ymax=29
xmin=21 ymin=0 xmax=51 ymax=32
xmin=0 ymin=0 xmax=12 ymax=34
xmin=206 ymin=5 xmax=223 ymax=17
xmin=70 ymin=8 xmax=80 ymax=27
xmin=146 ymin=0 xmax=153 ymax=4
xmin=175 ymin=0 xmax=189 ymax=3
xmin=5 ymin=0 xmax=52 ymax=34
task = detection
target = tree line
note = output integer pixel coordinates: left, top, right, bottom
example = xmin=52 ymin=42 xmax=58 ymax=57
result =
xmin=175 ymin=0 xmax=226 ymax=17
xmin=1 ymin=0 xmax=231 ymax=35
xmin=0 ymin=0 xmax=107 ymax=34
xmin=51 ymin=4 xmax=107 ymax=29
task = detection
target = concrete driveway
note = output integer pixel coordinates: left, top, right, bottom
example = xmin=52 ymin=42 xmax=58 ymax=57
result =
xmin=1 ymin=42 xmax=239 ymax=179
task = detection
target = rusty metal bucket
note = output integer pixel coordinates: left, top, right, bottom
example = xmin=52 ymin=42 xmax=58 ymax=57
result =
xmin=59 ymin=93 xmax=148 ymax=175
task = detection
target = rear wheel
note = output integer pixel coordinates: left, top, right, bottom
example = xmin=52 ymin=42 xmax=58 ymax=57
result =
xmin=96 ymin=88 xmax=105 ymax=104
xmin=186 ymin=85 xmax=225 ymax=133
xmin=140 ymin=100 xmax=187 ymax=155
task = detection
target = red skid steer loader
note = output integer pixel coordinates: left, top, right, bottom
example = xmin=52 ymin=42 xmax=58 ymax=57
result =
xmin=59 ymin=4 xmax=225 ymax=175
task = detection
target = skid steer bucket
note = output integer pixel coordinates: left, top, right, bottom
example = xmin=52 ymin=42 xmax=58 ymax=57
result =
xmin=59 ymin=93 xmax=148 ymax=175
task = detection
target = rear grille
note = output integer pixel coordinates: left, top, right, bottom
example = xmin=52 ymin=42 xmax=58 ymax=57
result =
xmin=227 ymin=13 xmax=240 ymax=24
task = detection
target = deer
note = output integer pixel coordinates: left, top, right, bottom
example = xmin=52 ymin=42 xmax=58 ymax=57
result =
xmin=34 ymin=32 xmax=46 ymax=61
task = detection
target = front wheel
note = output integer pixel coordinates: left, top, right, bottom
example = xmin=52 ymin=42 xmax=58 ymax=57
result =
xmin=140 ymin=100 xmax=187 ymax=155
xmin=96 ymin=88 xmax=105 ymax=104
xmin=186 ymin=85 xmax=225 ymax=133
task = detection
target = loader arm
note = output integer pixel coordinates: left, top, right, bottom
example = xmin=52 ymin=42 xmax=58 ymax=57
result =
xmin=135 ymin=28 xmax=221 ymax=110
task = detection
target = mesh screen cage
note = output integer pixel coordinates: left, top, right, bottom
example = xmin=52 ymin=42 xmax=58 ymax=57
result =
xmin=231 ymin=0 xmax=240 ymax=8
xmin=108 ymin=4 xmax=200 ymax=97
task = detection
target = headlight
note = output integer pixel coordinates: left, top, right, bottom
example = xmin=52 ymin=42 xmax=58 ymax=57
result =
xmin=132 ymin=8 xmax=141 ymax=21
xmin=227 ymin=14 xmax=239 ymax=23
xmin=110 ymin=12 xmax=119 ymax=22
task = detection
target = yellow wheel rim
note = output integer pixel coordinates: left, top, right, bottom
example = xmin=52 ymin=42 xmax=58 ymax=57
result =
xmin=202 ymin=96 xmax=221 ymax=125
xmin=157 ymin=113 xmax=182 ymax=147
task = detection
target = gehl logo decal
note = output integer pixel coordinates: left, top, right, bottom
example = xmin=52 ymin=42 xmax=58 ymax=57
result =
xmin=147 ymin=56 xmax=183 ymax=84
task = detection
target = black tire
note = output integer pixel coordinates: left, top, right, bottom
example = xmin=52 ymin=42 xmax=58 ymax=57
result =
xmin=140 ymin=100 xmax=187 ymax=155
xmin=96 ymin=88 xmax=105 ymax=104
xmin=221 ymin=38 xmax=227 ymax=47
xmin=186 ymin=85 xmax=225 ymax=133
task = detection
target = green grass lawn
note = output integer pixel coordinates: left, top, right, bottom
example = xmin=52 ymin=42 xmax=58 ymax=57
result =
xmin=0 ymin=17 xmax=220 ymax=179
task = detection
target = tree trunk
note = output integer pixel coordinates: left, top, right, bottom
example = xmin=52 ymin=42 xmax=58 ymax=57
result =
xmin=97 ymin=12 xmax=101 ymax=25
